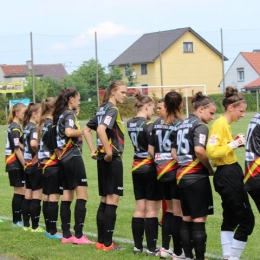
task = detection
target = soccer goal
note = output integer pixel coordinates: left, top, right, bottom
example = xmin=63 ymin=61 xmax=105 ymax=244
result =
xmin=127 ymin=85 xmax=206 ymax=118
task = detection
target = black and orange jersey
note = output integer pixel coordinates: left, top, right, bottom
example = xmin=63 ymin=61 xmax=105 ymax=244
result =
xmin=5 ymin=122 xmax=23 ymax=172
xmin=56 ymin=110 xmax=81 ymax=162
xmin=127 ymin=117 xmax=156 ymax=173
xmin=87 ymin=101 xmax=124 ymax=159
xmin=23 ymin=122 xmax=38 ymax=168
xmin=38 ymin=118 xmax=59 ymax=171
xmin=244 ymin=113 xmax=260 ymax=191
xmin=173 ymin=114 xmax=209 ymax=187
xmin=149 ymin=117 xmax=181 ymax=181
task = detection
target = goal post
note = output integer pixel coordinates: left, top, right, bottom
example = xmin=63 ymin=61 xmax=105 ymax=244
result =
xmin=127 ymin=85 xmax=206 ymax=118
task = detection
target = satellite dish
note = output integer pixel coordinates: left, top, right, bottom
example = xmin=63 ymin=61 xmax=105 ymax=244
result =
xmin=132 ymin=71 xmax=137 ymax=79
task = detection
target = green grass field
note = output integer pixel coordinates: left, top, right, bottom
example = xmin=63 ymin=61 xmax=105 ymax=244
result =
xmin=0 ymin=114 xmax=259 ymax=260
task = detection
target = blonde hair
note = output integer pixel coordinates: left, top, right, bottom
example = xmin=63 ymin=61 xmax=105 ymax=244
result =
xmin=102 ymin=80 xmax=125 ymax=104
xmin=38 ymin=97 xmax=56 ymax=141
xmin=22 ymin=102 xmax=41 ymax=128
xmin=7 ymin=103 xmax=27 ymax=124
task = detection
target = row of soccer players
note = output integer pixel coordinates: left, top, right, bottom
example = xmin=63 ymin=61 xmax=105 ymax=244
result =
xmin=6 ymin=80 xmax=259 ymax=258
xmin=126 ymin=86 xmax=259 ymax=260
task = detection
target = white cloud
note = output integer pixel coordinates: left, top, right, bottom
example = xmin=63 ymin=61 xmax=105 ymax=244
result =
xmin=73 ymin=21 xmax=142 ymax=46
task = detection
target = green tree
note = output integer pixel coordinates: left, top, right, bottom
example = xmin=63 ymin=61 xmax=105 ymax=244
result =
xmin=125 ymin=63 xmax=138 ymax=86
xmin=108 ymin=65 xmax=123 ymax=83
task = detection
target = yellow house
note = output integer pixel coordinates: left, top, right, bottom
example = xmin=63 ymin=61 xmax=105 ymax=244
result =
xmin=109 ymin=27 xmax=227 ymax=97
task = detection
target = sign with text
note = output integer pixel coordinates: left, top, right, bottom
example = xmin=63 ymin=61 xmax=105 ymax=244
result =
xmin=0 ymin=82 xmax=24 ymax=93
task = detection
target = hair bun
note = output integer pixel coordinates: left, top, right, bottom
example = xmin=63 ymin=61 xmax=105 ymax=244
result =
xmin=225 ymin=86 xmax=238 ymax=98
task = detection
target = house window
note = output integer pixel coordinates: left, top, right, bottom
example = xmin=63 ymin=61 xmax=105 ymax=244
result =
xmin=124 ymin=65 xmax=129 ymax=76
xmin=141 ymin=64 xmax=147 ymax=75
xmin=183 ymin=42 xmax=193 ymax=53
xmin=237 ymin=68 xmax=244 ymax=81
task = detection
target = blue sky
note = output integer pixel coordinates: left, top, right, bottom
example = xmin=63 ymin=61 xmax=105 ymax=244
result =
xmin=1 ymin=0 xmax=260 ymax=74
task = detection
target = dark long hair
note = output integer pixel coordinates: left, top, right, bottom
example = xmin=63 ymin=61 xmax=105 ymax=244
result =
xmin=164 ymin=91 xmax=183 ymax=124
xmin=52 ymin=88 xmax=78 ymax=124
xmin=191 ymin=91 xmax=215 ymax=110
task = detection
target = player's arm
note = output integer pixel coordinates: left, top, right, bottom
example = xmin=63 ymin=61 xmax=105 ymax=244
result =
xmin=195 ymin=146 xmax=214 ymax=175
xmin=14 ymin=147 xmax=25 ymax=166
xmin=83 ymin=125 xmax=96 ymax=158
xmin=97 ymin=124 xmax=112 ymax=162
xmin=148 ymin=145 xmax=154 ymax=158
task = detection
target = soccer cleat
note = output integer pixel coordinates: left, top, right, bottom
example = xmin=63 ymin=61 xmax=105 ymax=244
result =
xmin=12 ymin=221 xmax=24 ymax=227
xmin=133 ymin=247 xmax=143 ymax=254
xmin=46 ymin=232 xmax=62 ymax=239
xmin=103 ymin=242 xmax=124 ymax=251
xmin=31 ymin=226 xmax=45 ymax=232
xmin=172 ymin=251 xmax=186 ymax=259
xmin=61 ymin=235 xmax=75 ymax=244
xmin=159 ymin=248 xmax=173 ymax=258
xmin=95 ymin=242 xmax=104 ymax=250
xmin=72 ymin=235 xmax=95 ymax=245
xmin=146 ymin=248 xmax=160 ymax=256
xmin=23 ymin=226 xmax=31 ymax=231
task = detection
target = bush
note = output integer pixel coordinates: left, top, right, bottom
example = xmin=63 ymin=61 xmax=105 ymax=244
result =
xmin=0 ymin=110 xmax=7 ymax=125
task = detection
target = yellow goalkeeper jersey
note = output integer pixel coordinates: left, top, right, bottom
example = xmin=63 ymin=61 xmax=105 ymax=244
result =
xmin=206 ymin=115 xmax=237 ymax=166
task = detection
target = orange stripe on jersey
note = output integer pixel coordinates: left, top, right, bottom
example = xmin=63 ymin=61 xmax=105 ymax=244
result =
xmin=6 ymin=153 xmax=16 ymax=164
xmin=42 ymin=153 xmax=59 ymax=172
xmin=157 ymin=160 xmax=178 ymax=180
xmin=24 ymin=161 xmax=33 ymax=170
xmin=132 ymin=157 xmax=153 ymax=172
xmin=244 ymin=157 xmax=260 ymax=183
xmin=57 ymin=139 xmax=73 ymax=160
xmin=176 ymin=158 xmax=201 ymax=184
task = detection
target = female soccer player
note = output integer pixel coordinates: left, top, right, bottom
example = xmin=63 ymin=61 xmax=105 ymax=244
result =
xmin=245 ymin=113 xmax=260 ymax=212
xmin=172 ymin=92 xmax=216 ymax=260
xmin=84 ymin=80 xmax=127 ymax=251
xmin=5 ymin=103 xmax=26 ymax=227
xmin=156 ymin=99 xmax=167 ymax=226
xmin=127 ymin=92 xmax=162 ymax=254
xmin=52 ymin=88 xmax=94 ymax=245
xmin=38 ymin=97 xmax=62 ymax=239
xmin=207 ymin=86 xmax=255 ymax=260
xmin=22 ymin=102 xmax=44 ymax=232
xmin=148 ymin=91 xmax=184 ymax=258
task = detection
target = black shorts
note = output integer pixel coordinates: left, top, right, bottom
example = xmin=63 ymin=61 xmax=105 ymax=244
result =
xmin=248 ymin=188 xmax=260 ymax=213
xmin=97 ymin=156 xmax=123 ymax=196
xmin=25 ymin=165 xmax=43 ymax=191
xmin=60 ymin=156 xmax=87 ymax=190
xmin=43 ymin=166 xmax=63 ymax=195
xmin=179 ymin=177 xmax=213 ymax=219
xmin=8 ymin=169 xmax=25 ymax=187
xmin=162 ymin=179 xmax=180 ymax=200
xmin=132 ymin=169 xmax=162 ymax=201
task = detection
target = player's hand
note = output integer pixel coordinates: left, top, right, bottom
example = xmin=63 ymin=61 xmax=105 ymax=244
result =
xmin=228 ymin=134 xmax=246 ymax=149
xmin=104 ymin=152 xmax=112 ymax=162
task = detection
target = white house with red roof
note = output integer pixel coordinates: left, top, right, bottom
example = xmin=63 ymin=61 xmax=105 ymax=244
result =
xmin=0 ymin=62 xmax=68 ymax=85
xmin=220 ymin=51 xmax=260 ymax=92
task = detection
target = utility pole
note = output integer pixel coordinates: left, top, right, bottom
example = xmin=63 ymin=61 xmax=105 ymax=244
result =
xmin=30 ymin=32 xmax=35 ymax=103
xmin=221 ymin=28 xmax=225 ymax=93
xmin=158 ymin=31 xmax=164 ymax=98
xmin=95 ymin=31 xmax=100 ymax=107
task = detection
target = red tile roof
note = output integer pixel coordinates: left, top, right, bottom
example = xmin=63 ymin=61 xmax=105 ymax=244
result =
xmin=241 ymin=52 xmax=260 ymax=74
xmin=244 ymin=77 xmax=260 ymax=88
xmin=1 ymin=63 xmax=67 ymax=81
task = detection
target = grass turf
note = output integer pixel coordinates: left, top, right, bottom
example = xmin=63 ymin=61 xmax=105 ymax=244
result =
xmin=0 ymin=114 xmax=259 ymax=260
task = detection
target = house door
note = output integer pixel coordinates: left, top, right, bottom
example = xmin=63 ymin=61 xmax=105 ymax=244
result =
xmin=141 ymin=84 xmax=148 ymax=95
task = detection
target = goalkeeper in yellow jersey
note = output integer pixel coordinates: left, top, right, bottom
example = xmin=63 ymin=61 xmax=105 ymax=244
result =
xmin=207 ymin=86 xmax=254 ymax=260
